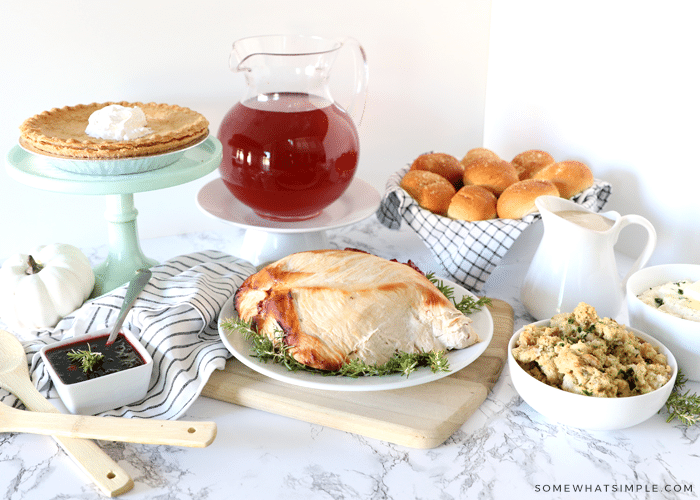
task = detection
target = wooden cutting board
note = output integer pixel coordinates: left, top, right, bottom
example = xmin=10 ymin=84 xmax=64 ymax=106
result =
xmin=201 ymin=299 xmax=513 ymax=449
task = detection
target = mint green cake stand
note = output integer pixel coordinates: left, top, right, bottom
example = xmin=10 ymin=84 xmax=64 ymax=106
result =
xmin=5 ymin=137 xmax=222 ymax=296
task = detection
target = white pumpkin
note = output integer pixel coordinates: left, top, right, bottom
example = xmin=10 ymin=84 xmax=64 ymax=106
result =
xmin=0 ymin=243 xmax=95 ymax=331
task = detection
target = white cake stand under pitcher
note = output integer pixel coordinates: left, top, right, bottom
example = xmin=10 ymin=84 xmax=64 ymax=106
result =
xmin=196 ymin=177 xmax=381 ymax=266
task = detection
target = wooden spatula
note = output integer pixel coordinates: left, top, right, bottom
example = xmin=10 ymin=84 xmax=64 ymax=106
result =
xmin=1 ymin=330 xmax=133 ymax=496
xmin=0 ymin=400 xmax=216 ymax=447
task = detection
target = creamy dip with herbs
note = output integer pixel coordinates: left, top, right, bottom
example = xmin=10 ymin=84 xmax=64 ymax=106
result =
xmin=512 ymin=302 xmax=672 ymax=397
xmin=637 ymin=279 xmax=700 ymax=322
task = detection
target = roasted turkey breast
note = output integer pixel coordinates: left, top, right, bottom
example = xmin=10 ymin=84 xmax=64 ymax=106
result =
xmin=233 ymin=249 xmax=480 ymax=371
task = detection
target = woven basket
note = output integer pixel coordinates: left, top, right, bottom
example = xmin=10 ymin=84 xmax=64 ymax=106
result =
xmin=377 ymin=165 xmax=612 ymax=291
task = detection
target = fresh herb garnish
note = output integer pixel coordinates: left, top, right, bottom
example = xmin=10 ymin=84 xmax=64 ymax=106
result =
xmin=67 ymin=344 xmax=105 ymax=373
xmin=663 ymin=369 xmax=700 ymax=426
xmin=221 ymin=317 xmax=450 ymax=377
xmin=223 ymin=272 xmax=487 ymax=378
xmin=425 ymin=272 xmax=491 ymax=314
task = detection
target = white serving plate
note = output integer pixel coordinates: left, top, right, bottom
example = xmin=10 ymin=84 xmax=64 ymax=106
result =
xmin=217 ymin=277 xmax=493 ymax=392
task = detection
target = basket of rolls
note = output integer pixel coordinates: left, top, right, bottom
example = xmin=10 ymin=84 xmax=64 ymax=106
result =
xmin=376 ymin=148 xmax=612 ymax=291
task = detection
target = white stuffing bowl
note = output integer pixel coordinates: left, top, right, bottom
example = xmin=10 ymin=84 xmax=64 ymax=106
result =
xmin=627 ymin=264 xmax=700 ymax=381
xmin=508 ymin=320 xmax=677 ymax=430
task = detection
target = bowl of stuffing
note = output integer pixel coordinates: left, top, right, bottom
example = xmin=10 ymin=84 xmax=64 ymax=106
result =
xmin=627 ymin=264 xmax=700 ymax=382
xmin=508 ymin=302 xmax=677 ymax=430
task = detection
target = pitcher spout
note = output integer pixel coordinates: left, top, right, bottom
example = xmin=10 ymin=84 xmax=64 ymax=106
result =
xmin=227 ymin=34 xmax=367 ymax=125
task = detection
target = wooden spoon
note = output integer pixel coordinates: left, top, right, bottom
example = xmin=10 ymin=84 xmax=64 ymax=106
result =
xmin=0 ymin=329 xmax=133 ymax=497
xmin=0 ymin=401 xmax=217 ymax=447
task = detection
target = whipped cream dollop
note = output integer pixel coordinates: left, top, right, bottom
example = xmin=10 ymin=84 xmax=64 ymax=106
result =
xmin=85 ymin=104 xmax=153 ymax=141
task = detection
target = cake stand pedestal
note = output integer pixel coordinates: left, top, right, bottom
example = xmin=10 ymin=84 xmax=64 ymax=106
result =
xmin=93 ymin=193 xmax=159 ymax=296
xmin=196 ymin=177 xmax=381 ymax=267
xmin=5 ymin=137 xmax=223 ymax=296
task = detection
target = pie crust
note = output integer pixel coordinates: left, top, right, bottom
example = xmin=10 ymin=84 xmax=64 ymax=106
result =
xmin=19 ymin=101 xmax=209 ymax=160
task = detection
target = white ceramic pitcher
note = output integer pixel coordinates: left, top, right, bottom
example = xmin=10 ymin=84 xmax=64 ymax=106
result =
xmin=521 ymin=195 xmax=657 ymax=320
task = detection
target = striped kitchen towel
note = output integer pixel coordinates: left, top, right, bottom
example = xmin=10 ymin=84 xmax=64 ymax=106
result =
xmin=0 ymin=250 xmax=256 ymax=420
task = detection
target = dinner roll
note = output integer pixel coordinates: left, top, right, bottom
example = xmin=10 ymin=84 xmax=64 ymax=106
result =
xmin=410 ymin=152 xmax=464 ymax=189
xmin=462 ymin=157 xmax=519 ymax=197
xmin=447 ymin=185 xmax=498 ymax=221
xmin=461 ymin=147 xmax=500 ymax=164
xmin=512 ymin=150 xmax=555 ymax=180
xmin=497 ymin=179 xmax=560 ymax=219
xmin=400 ymin=170 xmax=456 ymax=215
xmin=533 ymin=160 xmax=594 ymax=199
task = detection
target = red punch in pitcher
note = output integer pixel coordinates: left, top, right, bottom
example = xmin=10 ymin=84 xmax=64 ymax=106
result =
xmin=218 ymin=35 xmax=368 ymax=222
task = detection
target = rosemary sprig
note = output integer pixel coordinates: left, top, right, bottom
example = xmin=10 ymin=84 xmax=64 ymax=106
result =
xmin=222 ymin=272 xmax=486 ymax=378
xmin=221 ymin=317 xmax=451 ymax=378
xmin=67 ymin=344 xmax=105 ymax=373
xmin=663 ymin=369 xmax=700 ymax=426
xmin=426 ymin=272 xmax=491 ymax=314
xmin=338 ymin=349 xmax=450 ymax=377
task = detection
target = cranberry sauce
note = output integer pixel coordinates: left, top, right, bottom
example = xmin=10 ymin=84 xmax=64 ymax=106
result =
xmin=45 ymin=333 xmax=145 ymax=385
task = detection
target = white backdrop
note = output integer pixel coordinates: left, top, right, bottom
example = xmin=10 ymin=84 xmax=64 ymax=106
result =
xmin=4 ymin=1 xmax=696 ymax=268
xmin=484 ymin=0 xmax=700 ymax=266
xmin=0 ymin=0 xmax=491 ymax=260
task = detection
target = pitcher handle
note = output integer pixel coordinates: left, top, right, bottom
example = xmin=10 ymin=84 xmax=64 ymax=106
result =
xmin=341 ymin=37 xmax=369 ymax=126
xmin=617 ymin=215 xmax=657 ymax=288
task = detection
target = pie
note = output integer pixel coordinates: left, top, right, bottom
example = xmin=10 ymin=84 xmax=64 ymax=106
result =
xmin=19 ymin=101 xmax=209 ymax=159
xmin=234 ymin=249 xmax=481 ymax=371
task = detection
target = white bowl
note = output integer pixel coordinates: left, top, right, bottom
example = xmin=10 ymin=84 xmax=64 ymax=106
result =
xmin=508 ymin=320 xmax=677 ymax=430
xmin=626 ymin=264 xmax=700 ymax=381
xmin=40 ymin=329 xmax=153 ymax=415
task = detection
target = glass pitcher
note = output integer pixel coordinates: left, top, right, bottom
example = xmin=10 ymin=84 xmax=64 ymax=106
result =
xmin=218 ymin=35 xmax=368 ymax=222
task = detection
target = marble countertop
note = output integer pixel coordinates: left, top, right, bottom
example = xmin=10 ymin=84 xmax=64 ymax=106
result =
xmin=1 ymin=216 xmax=698 ymax=500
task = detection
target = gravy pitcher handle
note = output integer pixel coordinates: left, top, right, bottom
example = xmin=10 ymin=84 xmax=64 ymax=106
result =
xmin=618 ymin=215 xmax=657 ymax=288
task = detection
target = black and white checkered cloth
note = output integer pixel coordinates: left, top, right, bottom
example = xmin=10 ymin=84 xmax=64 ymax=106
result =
xmin=377 ymin=165 xmax=612 ymax=292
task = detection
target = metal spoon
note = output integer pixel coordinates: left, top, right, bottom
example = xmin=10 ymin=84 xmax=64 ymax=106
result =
xmin=106 ymin=268 xmax=151 ymax=345
xmin=0 ymin=329 xmax=133 ymax=496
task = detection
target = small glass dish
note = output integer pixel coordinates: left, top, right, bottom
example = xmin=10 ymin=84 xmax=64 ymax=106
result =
xmin=40 ymin=329 xmax=153 ymax=415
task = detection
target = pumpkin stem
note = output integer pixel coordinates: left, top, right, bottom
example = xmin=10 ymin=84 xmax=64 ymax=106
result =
xmin=26 ymin=255 xmax=44 ymax=275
